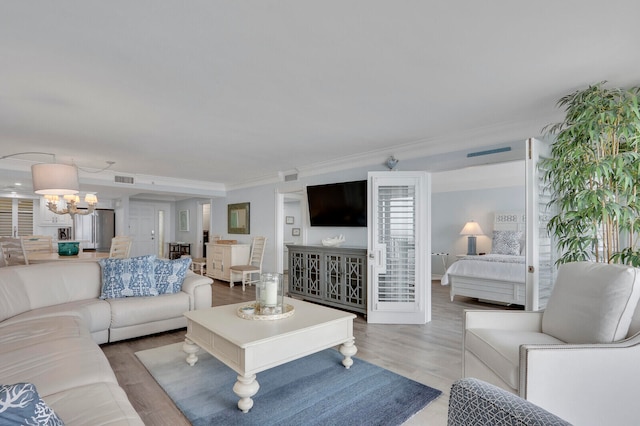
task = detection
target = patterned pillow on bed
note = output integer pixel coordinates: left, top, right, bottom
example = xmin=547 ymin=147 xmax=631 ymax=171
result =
xmin=490 ymin=230 xmax=522 ymax=256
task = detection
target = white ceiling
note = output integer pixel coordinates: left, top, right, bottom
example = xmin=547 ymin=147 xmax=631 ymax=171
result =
xmin=1 ymin=1 xmax=639 ymax=199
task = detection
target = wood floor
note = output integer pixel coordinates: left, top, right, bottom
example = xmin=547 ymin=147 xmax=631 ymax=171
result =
xmin=101 ymin=280 xmax=509 ymax=425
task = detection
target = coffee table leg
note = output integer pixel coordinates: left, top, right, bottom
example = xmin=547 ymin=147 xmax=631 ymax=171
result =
xmin=339 ymin=338 xmax=357 ymax=369
xmin=183 ymin=338 xmax=199 ymax=366
xmin=233 ymin=374 xmax=260 ymax=413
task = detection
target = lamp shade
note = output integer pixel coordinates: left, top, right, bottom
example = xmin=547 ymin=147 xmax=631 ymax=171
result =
xmin=31 ymin=163 xmax=80 ymax=195
xmin=460 ymin=221 xmax=484 ymax=236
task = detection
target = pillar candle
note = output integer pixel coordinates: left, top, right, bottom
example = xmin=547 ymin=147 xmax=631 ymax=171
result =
xmin=264 ymin=277 xmax=278 ymax=306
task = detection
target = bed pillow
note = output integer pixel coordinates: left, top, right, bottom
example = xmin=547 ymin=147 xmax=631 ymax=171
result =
xmin=155 ymin=257 xmax=192 ymax=294
xmin=99 ymin=255 xmax=158 ymax=299
xmin=0 ymin=382 xmax=64 ymax=425
xmin=490 ymin=230 xmax=522 ymax=256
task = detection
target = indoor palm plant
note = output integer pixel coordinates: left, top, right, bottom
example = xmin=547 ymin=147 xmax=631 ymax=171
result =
xmin=542 ymin=82 xmax=640 ymax=266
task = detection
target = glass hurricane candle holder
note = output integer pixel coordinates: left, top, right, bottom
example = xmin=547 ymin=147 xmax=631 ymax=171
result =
xmin=256 ymin=272 xmax=284 ymax=315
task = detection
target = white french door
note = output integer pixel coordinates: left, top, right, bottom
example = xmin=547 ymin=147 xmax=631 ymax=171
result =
xmin=525 ymin=137 xmax=557 ymax=311
xmin=367 ymin=171 xmax=431 ymax=324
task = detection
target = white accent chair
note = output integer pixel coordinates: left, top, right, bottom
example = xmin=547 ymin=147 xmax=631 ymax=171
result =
xmin=229 ymin=236 xmax=267 ymax=291
xmin=109 ymin=236 xmax=133 ymax=258
xmin=0 ymin=237 xmax=28 ymax=266
xmin=463 ymin=262 xmax=640 ymax=425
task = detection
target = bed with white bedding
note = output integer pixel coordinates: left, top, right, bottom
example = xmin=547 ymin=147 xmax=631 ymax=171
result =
xmin=442 ymin=211 xmax=526 ymax=305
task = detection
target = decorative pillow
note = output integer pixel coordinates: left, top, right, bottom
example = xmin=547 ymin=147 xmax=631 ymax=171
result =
xmin=490 ymin=230 xmax=522 ymax=256
xmin=0 ymin=383 xmax=64 ymax=425
xmin=542 ymin=262 xmax=640 ymax=343
xmin=99 ymin=255 xmax=158 ymax=299
xmin=155 ymin=257 xmax=192 ymax=294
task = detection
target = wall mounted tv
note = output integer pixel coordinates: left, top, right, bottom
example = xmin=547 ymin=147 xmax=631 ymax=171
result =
xmin=307 ymin=180 xmax=367 ymax=227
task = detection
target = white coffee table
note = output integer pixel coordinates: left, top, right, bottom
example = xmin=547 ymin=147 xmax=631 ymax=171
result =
xmin=183 ymin=297 xmax=357 ymax=413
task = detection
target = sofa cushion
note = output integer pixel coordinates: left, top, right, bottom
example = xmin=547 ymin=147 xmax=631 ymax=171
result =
xmin=465 ymin=329 xmax=564 ymax=390
xmin=99 ymin=255 xmax=158 ymax=299
xmin=108 ymin=292 xmax=190 ymax=328
xmin=1 ymin=263 xmax=103 ymax=319
xmin=0 ymin=382 xmax=64 ymax=425
xmin=0 ymin=334 xmax=117 ymax=397
xmin=0 ymin=299 xmax=111 ymax=336
xmin=0 ymin=316 xmax=91 ymax=355
xmin=45 ymin=382 xmax=144 ymax=426
xmin=154 ymin=257 xmax=192 ymax=294
xmin=542 ymin=262 xmax=640 ymax=343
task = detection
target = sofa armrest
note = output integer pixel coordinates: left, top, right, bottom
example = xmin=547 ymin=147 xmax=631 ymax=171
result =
xmin=464 ymin=309 xmax=544 ymax=332
xmin=181 ymin=271 xmax=213 ymax=310
xmin=520 ymin=333 xmax=640 ymax=425
xmin=448 ymin=378 xmax=570 ymax=426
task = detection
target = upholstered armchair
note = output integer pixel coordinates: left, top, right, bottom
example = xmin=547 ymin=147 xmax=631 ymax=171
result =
xmin=463 ymin=262 xmax=640 ymax=425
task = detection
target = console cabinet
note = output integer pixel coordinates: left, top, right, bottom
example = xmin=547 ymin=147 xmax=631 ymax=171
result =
xmin=206 ymin=243 xmax=250 ymax=282
xmin=287 ymin=244 xmax=367 ymax=314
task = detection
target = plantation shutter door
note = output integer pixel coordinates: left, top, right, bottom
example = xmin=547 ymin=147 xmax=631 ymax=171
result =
xmin=367 ymin=172 xmax=430 ymax=324
xmin=525 ymin=137 xmax=557 ymax=311
xmin=17 ymin=200 xmax=34 ymax=236
xmin=0 ymin=199 xmax=12 ymax=236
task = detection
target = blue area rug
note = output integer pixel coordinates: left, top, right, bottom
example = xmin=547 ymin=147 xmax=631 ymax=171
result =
xmin=136 ymin=343 xmax=441 ymax=426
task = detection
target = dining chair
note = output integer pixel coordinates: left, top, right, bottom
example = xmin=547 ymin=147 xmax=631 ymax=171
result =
xmin=191 ymin=257 xmax=207 ymax=275
xmin=229 ymin=236 xmax=267 ymax=291
xmin=21 ymin=235 xmax=54 ymax=256
xmin=109 ymin=236 xmax=133 ymax=258
xmin=0 ymin=237 xmax=28 ymax=266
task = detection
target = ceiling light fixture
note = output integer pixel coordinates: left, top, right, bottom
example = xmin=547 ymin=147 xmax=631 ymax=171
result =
xmin=31 ymin=163 xmax=80 ymax=195
xmin=43 ymin=193 xmax=98 ymax=217
xmin=0 ymin=152 xmax=102 ymax=216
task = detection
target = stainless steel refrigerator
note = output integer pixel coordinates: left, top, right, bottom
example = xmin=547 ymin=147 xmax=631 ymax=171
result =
xmin=73 ymin=209 xmax=115 ymax=252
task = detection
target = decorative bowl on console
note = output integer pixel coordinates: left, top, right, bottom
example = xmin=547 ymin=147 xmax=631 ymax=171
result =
xmin=322 ymin=234 xmax=345 ymax=247
xmin=58 ymin=242 xmax=80 ymax=256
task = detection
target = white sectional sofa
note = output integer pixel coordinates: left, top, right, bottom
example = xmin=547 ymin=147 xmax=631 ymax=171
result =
xmin=0 ymin=260 xmax=213 ymax=425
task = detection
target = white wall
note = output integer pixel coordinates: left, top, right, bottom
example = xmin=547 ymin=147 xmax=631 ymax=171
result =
xmin=284 ymin=200 xmax=303 ymax=244
xmin=211 ymin=166 xmax=372 ymax=273
xmin=203 ymin=159 xmax=526 ymax=275
xmin=175 ymin=198 xmax=214 ymax=258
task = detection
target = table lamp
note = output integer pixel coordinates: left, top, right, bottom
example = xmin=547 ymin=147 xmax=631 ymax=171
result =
xmin=460 ymin=221 xmax=484 ymax=255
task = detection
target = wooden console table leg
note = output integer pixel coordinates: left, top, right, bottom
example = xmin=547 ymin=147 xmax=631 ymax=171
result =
xmin=339 ymin=338 xmax=357 ymax=369
xmin=233 ymin=374 xmax=260 ymax=413
xmin=183 ymin=338 xmax=199 ymax=366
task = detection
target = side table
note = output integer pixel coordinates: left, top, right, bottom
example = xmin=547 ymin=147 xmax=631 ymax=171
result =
xmin=431 ymin=252 xmax=449 ymax=280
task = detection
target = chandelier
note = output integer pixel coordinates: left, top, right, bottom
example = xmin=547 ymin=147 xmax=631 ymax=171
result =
xmin=28 ymin=161 xmax=100 ymax=217
xmin=44 ymin=194 xmax=98 ymax=217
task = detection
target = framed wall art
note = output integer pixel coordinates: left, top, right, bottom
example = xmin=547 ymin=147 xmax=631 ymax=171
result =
xmin=228 ymin=202 xmax=250 ymax=234
xmin=179 ymin=210 xmax=190 ymax=232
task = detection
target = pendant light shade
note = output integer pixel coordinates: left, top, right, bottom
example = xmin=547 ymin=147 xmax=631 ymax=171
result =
xmin=31 ymin=163 xmax=80 ymax=195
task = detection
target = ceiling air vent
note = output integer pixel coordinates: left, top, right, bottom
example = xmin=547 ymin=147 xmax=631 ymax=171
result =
xmin=114 ymin=175 xmax=135 ymax=184
xmin=466 ymin=146 xmax=511 ymax=158
xmin=284 ymin=172 xmax=298 ymax=182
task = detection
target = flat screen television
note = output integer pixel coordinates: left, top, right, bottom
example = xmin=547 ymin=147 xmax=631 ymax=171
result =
xmin=307 ymin=180 xmax=367 ymax=227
